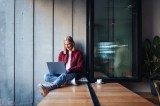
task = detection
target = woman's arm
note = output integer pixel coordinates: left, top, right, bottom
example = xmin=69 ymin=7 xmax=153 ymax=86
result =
xmin=68 ymin=51 xmax=84 ymax=73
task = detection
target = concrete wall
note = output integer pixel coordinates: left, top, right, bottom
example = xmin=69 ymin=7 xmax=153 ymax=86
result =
xmin=0 ymin=0 xmax=14 ymax=105
xmin=0 ymin=0 xmax=86 ymax=105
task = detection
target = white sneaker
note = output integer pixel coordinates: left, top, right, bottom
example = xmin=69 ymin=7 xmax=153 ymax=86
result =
xmin=70 ymin=78 xmax=78 ymax=85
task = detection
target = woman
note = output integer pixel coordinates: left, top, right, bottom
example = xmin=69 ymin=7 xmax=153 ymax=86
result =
xmin=38 ymin=36 xmax=84 ymax=97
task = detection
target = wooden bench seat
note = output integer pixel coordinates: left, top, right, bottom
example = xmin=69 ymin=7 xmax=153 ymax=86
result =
xmin=92 ymin=83 xmax=155 ymax=106
xmin=38 ymin=83 xmax=155 ymax=106
xmin=38 ymin=84 xmax=93 ymax=106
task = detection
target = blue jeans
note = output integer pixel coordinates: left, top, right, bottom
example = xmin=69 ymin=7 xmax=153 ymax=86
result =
xmin=44 ymin=73 xmax=76 ymax=88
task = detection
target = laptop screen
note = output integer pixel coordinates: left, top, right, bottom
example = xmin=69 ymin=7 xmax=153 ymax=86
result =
xmin=47 ymin=62 xmax=66 ymax=74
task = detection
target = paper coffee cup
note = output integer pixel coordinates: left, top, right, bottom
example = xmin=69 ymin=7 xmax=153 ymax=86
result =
xmin=96 ymin=79 xmax=102 ymax=84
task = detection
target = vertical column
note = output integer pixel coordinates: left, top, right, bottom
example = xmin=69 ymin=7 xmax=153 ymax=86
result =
xmin=34 ymin=0 xmax=53 ymax=105
xmin=0 ymin=0 xmax=14 ymax=105
xmin=54 ymin=0 xmax=72 ymax=61
xmin=73 ymin=0 xmax=86 ymax=54
xmin=14 ymin=0 xmax=34 ymax=105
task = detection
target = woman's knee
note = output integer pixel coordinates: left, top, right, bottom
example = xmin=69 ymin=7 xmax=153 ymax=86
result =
xmin=44 ymin=73 xmax=51 ymax=82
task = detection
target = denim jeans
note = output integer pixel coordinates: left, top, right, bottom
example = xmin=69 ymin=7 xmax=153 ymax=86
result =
xmin=44 ymin=73 xmax=76 ymax=88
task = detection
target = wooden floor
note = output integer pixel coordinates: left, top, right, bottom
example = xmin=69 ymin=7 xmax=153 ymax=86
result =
xmin=38 ymin=83 xmax=155 ymax=106
xmin=136 ymin=92 xmax=159 ymax=105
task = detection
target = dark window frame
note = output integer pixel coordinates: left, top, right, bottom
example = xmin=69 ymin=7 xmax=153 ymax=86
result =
xmin=86 ymin=0 xmax=142 ymax=83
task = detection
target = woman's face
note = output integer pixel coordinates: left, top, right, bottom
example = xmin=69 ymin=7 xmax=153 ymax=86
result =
xmin=64 ymin=40 xmax=73 ymax=51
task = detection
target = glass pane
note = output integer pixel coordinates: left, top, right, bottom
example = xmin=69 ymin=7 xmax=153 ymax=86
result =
xmin=94 ymin=0 xmax=136 ymax=79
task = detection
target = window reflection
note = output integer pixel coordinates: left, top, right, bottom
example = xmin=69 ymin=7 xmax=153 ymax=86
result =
xmin=114 ymin=39 xmax=132 ymax=78
xmin=94 ymin=40 xmax=132 ymax=78
xmin=94 ymin=0 xmax=135 ymax=79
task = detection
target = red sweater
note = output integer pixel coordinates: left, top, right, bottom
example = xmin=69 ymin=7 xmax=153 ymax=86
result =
xmin=58 ymin=50 xmax=84 ymax=79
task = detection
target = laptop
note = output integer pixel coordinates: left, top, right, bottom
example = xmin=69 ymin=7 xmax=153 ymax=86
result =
xmin=47 ymin=62 xmax=66 ymax=74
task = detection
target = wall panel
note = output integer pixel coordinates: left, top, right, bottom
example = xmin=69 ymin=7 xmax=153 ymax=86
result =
xmin=73 ymin=0 xmax=86 ymax=54
xmin=73 ymin=0 xmax=87 ymax=76
xmin=34 ymin=0 xmax=53 ymax=105
xmin=0 ymin=0 xmax=14 ymax=105
xmin=54 ymin=0 xmax=72 ymax=61
xmin=15 ymin=0 xmax=33 ymax=105
xmin=153 ymin=0 xmax=160 ymax=37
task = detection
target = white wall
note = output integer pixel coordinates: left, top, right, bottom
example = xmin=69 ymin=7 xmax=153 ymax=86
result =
xmin=152 ymin=0 xmax=160 ymax=37
xmin=142 ymin=0 xmax=160 ymax=41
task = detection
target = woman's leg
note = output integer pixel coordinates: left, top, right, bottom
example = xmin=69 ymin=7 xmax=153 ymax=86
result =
xmin=53 ymin=73 xmax=76 ymax=87
xmin=38 ymin=73 xmax=76 ymax=97
xmin=38 ymin=73 xmax=59 ymax=97
xmin=44 ymin=73 xmax=60 ymax=83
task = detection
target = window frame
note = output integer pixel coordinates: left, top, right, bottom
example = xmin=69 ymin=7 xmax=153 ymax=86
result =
xmin=86 ymin=0 xmax=142 ymax=83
